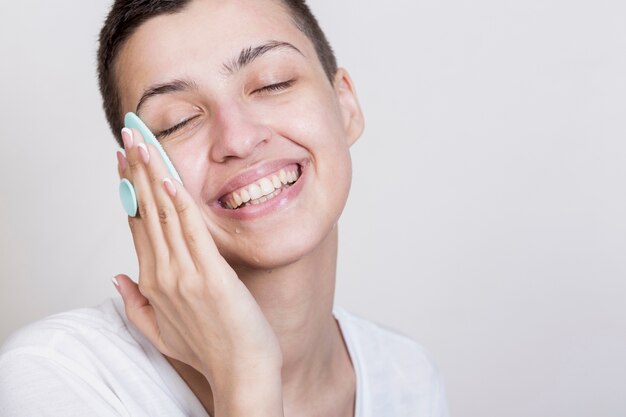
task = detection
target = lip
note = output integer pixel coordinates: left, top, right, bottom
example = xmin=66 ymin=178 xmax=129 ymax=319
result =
xmin=215 ymin=158 xmax=307 ymax=201
xmin=212 ymin=159 xmax=309 ymax=220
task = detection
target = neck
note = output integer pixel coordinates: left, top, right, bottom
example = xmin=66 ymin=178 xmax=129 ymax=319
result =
xmin=168 ymin=225 xmax=354 ymax=416
xmin=237 ymin=225 xmax=341 ymax=393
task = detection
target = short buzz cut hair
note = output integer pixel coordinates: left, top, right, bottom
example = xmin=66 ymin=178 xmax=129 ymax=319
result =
xmin=97 ymin=0 xmax=338 ymax=145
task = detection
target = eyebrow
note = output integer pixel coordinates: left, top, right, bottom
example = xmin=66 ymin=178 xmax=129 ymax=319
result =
xmin=221 ymin=40 xmax=303 ymax=75
xmin=135 ymin=41 xmax=304 ymax=114
xmin=135 ymin=79 xmax=198 ymax=114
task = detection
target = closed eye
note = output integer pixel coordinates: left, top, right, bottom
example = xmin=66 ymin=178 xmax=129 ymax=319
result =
xmin=155 ymin=115 xmax=201 ymax=139
xmin=154 ymin=80 xmax=294 ymax=139
xmin=253 ymin=79 xmax=295 ymax=95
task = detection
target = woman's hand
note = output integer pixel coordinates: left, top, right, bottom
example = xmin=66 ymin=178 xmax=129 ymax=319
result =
xmin=115 ymin=127 xmax=284 ymax=416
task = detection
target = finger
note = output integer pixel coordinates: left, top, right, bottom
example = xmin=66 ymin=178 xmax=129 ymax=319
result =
xmin=118 ymin=129 xmax=132 ymax=180
xmin=123 ymin=127 xmax=170 ymax=263
xmin=141 ymin=142 xmax=195 ymax=269
xmin=116 ymin=137 xmax=155 ymax=270
xmin=113 ymin=274 xmax=169 ymax=354
xmin=163 ymin=178 xmax=226 ymax=273
xmin=116 ymin=149 xmax=127 ymax=178
xmin=128 ymin=215 xmax=155 ymax=275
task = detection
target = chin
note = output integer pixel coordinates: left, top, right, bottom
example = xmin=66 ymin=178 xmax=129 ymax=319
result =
xmin=220 ymin=215 xmax=337 ymax=271
xmin=207 ymin=159 xmax=352 ymax=271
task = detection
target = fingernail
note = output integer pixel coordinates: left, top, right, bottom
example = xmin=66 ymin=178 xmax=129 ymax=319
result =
xmin=137 ymin=143 xmax=150 ymax=164
xmin=116 ymin=149 xmax=127 ymax=172
xmin=121 ymin=128 xmax=134 ymax=150
xmin=163 ymin=178 xmax=177 ymax=197
xmin=112 ymin=276 xmax=120 ymax=293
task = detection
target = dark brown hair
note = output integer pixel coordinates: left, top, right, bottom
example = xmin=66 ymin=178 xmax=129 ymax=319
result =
xmin=97 ymin=0 xmax=338 ymax=145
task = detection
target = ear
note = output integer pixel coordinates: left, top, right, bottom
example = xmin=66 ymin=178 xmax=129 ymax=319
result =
xmin=333 ymin=68 xmax=365 ymax=147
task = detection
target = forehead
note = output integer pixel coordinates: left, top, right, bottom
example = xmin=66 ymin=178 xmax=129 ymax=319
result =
xmin=116 ymin=0 xmax=317 ymax=110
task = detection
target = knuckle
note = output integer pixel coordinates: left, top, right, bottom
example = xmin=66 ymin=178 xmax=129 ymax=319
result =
xmin=127 ymin=156 xmax=142 ymax=170
xmin=184 ymin=230 xmax=200 ymax=245
xmin=176 ymin=278 xmax=199 ymax=298
xmin=148 ymin=167 xmax=161 ymax=185
xmin=157 ymin=205 xmax=173 ymax=225
xmin=175 ymin=200 xmax=190 ymax=216
xmin=137 ymin=199 xmax=155 ymax=219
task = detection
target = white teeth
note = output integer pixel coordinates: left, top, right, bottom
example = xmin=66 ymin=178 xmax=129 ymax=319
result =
xmin=240 ymin=189 xmax=251 ymax=203
xmin=223 ymin=166 xmax=301 ymax=209
xmin=248 ymin=183 xmax=262 ymax=200
xmin=259 ymin=178 xmax=274 ymax=196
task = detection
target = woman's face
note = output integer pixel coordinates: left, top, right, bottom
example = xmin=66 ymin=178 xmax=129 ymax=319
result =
xmin=115 ymin=0 xmax=363 ymax=269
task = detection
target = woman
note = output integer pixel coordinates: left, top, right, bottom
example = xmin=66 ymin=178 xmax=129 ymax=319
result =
xmin=0 ymin=1 xmax=447 ymax=416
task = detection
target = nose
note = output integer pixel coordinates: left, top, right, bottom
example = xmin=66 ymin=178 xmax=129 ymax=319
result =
xmin=209 ymin=102 xmax=271 ymax=163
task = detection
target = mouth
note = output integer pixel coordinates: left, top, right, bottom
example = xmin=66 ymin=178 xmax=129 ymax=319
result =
xmin=219 ymin=163 xmax=302 ymax=210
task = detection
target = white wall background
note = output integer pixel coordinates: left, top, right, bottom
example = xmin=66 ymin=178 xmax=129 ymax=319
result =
xmin=1 ymin=1 xmax=625 ymax=416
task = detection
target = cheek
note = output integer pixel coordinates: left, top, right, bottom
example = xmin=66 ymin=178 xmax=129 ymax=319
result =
xmin=165 ymin=138 xmax=211 ymax=201
xmin=265 ymin=91 xmax=353 ymax=202
xmin=268 ymin=91 xmax=346 ymax=152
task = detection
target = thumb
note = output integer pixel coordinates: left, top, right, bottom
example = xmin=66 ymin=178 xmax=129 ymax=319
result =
xmin=113 ymin=274 xmax=148 ymax=309
xmin=112 ymin=274 xmax=164 ymax=352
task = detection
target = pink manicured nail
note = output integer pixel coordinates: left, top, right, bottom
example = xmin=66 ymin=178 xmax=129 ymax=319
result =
xmin=137 ymin=143 xmax=150 ymax=164
xmin=112 ymin=276 xmax=120 ymax=293
xmin=116 ymin=149 xmax=127 ymax=172
xmin=163 ymin=178 xmax=177 ymax=197
xmin=121 ymin=128 xmax=134 ymax=150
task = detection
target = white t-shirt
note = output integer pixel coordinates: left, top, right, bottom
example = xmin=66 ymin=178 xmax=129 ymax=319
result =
xmin=0 ymin=298 xmax=448 ymax=416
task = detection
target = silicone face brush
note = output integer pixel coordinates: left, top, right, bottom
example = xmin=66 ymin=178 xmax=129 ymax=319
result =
xmin=119 ymin=112 xmax=183 ymax=217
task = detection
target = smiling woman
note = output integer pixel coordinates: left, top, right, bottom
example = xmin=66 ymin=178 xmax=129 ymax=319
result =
xmin=2 ymin=0 xmax=626 ymax=416
xmin=0 ymin=0 xmax=447 ymax=416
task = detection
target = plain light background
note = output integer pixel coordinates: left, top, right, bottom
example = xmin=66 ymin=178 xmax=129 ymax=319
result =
xmin=1 ymin=0 xmax=625 ymax=416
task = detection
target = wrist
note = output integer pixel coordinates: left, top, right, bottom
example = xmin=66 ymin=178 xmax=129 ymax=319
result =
xmin=211 ymin=366 xmax=284 ymax=417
